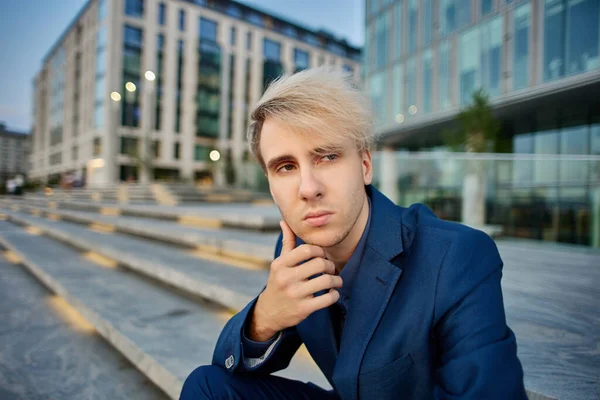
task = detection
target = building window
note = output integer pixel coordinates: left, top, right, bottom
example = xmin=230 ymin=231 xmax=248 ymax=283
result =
xmin=440 ymin=0 xmax=471 ymax=36
xmin=93 ymin=137 xmax=102 ymax=156
xmin=120 ymin=137 xmax=139 ymax=156
xmin=481 ymin=0 xmax=493 ymax=16
xmin=560 ymin=125 xmax=590 ymax=183
xmin=408 ymin=0 xmax=418 ymax=55
xmin=294 ymin=48 xmax=309 ymax=72
xmin=460 ymin=27 xmax=480 ymax=105
xmin=152 ymin=140 xmax=161 ymax=158
xmin=194 ymin=145 xmax=210 ymax=161
xmin=406 ymin=57 xmax=416 ymax=117
xmin=244 ymin=58 xmax=252 ymax=134
xmin=174 ymin=142 xmax=180 ymax=160
xmin=98 ymin=0 xmax=107 ymax=22
xmin=226 ymin=4 xmax=242 ymax=18
xmin=125 ymin=0 xmax=144 ymax=18
xmin=438 ymin=41 xmax=452 ymax=111
xmin=196 ymin=40 xmax=221 ymax=138
xmin=374 ymin=12 xmax=389 ymax=69
xmin=158 ymin=3 xmax=166 ymax=26
xmin=422 ymin=0 xmax=433 ymax=46
xmin=227 ymin=54 xmax=235 ymax=139
xmin=393 ymin=1 xmax=402 ymax=61
xmin=230 ymin=26 xmax=236 ymax=46
xmin=246 ymin=12 xmax=264 ymax=28
xmin=246 ymin=31 xmax=252 ymax=50
xmin=175 ymin=40 xmax=184 ymax=133
xmin=263 ymin=39 xmax=283 ymax=90
xmin=199 ymin=17 xmax=218 ymax=42
xmin=179 ymin=9 xmax=185 ymax=32
xmin=513 ymin=2 xmax=530 ymax=90
xmin=543 ymin=0 xmax=565 ymax=81
xmin=392 ymin=64 xmax=404 ymax=124
xmin=263 ymin=38 xmax=281 ymax=61
xmin=156 ymin=34 xmax=165 ymax=130
xmin=422 ymin=50 xmax=433 ymax=114
xmin=122 ymin=25 xmax=143 ymax=127
xmin=480 ymin=16 xmax=502 ymax=97
xmin=369 ymin=71 xmax=386 ymax=126
xmin=566 ymin=0 xmax=599 ymax=76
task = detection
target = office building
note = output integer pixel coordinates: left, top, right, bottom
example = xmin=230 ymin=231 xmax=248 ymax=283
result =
xmin=0 ymin=122 xmax=31 ymax=186
xmin=29 ymin=0 xmax=360 ymax=186
xmin=365 ymin=0 xmax=600 ymax=246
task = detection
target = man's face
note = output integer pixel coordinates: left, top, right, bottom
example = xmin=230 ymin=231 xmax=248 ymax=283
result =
xmin=260 ymin=118 xmax=372 ymax=248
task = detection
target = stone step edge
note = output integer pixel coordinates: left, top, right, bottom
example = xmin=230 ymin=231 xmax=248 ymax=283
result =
xmin=13 ymin=199 xmax=279 ymax=231
xmin=9 ymin=203 xmax=273 ymax=269
xmin=0 ymin=234 xmax=183 ymax=400
xmin=2 ymin=211 xmax=252 ymax=312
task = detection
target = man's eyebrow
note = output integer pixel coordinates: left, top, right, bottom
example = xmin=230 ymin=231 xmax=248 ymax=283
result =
xmin=266 ymin=154 xmax=295 ymax=171
xmin=311 ymin=145 xmax=344 ymax=155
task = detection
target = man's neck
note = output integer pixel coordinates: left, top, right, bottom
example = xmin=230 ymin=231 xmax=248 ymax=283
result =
xmin=325 ymin=195 xmax=370 ymax=274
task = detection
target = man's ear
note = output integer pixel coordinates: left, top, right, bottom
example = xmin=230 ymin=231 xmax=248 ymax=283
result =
xmin=362 ymin=149 xmax=373 ymax=185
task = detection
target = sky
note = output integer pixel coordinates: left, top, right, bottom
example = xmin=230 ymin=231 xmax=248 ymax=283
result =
xmin=0 ymin=0 xmax=365 ymax=132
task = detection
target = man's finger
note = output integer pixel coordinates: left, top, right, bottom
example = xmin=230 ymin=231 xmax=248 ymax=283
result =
xmin=280 ymin=219 xmax=296 ymax=255
xmin=306 ymin=289 xmax=340 ymax=313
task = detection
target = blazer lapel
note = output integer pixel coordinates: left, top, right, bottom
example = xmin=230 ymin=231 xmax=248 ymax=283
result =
xmin=332 ymin=247 xmax=403 ymax=400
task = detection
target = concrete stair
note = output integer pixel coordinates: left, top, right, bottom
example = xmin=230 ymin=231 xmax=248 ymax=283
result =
xmin=1 ymin=197 xmax=282 ymax=231
xmin=0 ymin=217 xmax=327 ymax=399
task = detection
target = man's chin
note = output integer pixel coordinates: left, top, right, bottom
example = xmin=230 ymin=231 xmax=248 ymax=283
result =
xmin=298 ymin=227 xmax=343 ymax=248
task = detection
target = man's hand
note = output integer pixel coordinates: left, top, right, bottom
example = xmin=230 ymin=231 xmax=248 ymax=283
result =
xmin=248 ymin=220 xmax=342 ymax=342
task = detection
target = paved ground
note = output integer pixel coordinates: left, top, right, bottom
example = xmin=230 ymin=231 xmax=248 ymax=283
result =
xmin=0 ymin=255 xmax=168 ymax=400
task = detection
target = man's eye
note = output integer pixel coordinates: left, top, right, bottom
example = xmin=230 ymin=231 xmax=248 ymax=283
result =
xmin=277 ymin=164 xmax=294 ymax=172
xmin=323 ymin=154 xmax=338 ymax=161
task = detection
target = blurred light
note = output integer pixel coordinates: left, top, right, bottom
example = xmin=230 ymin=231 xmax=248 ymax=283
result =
xmin=209 ymin=150 xmax=221 ymax=162
xmin=408 ymin=105 xmax=418 ymax=115
xmin=125 ymin=82 xmax=137 ymax=92
xmin=110 ymin=91 xmax=122 ymax=102
xmin=395 ymin=114 xmax=405 ymax=124
xmin=89 ymin=158 xmax=105 ymax=168
xmin=144 ymin=70 xmax=156 ymax=81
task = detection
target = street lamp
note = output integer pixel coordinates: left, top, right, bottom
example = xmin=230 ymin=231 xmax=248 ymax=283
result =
xmin=209 ymin=150 xmax=221 ymax=162
xmin=144 ymin=70 xmax=156 ymax=81
xmin=139 ymin=71 xmax=156 ymax=184
xmin=107 ymin=91 xmax=122 ymax=184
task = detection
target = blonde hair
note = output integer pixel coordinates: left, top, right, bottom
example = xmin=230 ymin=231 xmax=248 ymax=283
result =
xmin=247 ymin=66 xmax=374 ymax=170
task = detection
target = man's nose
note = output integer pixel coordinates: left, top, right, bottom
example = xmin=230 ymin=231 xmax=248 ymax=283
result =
xmin=298 ymin=167 xmax=323 ymax=200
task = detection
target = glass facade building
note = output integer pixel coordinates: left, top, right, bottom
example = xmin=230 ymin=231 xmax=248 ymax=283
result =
xmin=365 ymin=0 xmax=600 ymax=246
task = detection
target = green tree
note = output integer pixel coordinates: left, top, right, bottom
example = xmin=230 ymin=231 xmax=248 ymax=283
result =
xmin=443 ymin=88 xmax=501 ymax=153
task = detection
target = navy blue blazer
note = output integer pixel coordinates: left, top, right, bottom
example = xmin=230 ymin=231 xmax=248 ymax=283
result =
xmin=213 ymin=185 xmax=527 ymax=399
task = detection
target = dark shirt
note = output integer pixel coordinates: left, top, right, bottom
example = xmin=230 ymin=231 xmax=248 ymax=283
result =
xmin=331 ymin=196 xmax=372 ymax=347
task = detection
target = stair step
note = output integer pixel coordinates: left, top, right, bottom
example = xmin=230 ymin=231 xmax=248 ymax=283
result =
xmin=0 ymin=220 xmax=328 ymax=399
xmin=5 ymin=203 xmax=276 ymax=267
xmin=0 ymin=245 xmax=168 ymax=399
xmin=0 ymin=209 xmax=267 ymax=311
xmin=5 ymin=198 xmax=282 ymax=231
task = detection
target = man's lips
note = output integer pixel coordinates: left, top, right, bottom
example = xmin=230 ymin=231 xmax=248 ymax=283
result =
xmin=303 ymin=212 xmax=333 ymax=227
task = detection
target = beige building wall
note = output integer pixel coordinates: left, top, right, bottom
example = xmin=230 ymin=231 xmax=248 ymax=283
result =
xmin=29 ymin=0 xmax=361 ymax=186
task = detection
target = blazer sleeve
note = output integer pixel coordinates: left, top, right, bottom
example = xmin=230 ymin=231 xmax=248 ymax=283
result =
xmin=432 ymin=229 xmax=528 ymax=400
xmin=211 ymin=232 xmax=303 ymax=374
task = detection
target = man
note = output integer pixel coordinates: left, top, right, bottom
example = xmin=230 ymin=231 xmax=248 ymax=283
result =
xmin=181 ymin=67 xmax=527 ymax=399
